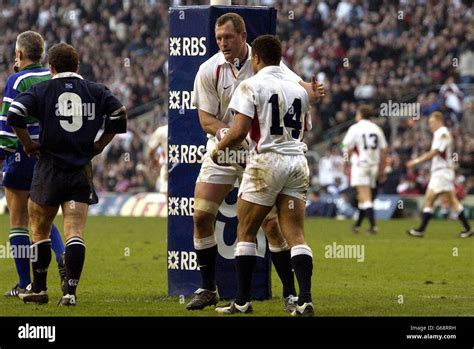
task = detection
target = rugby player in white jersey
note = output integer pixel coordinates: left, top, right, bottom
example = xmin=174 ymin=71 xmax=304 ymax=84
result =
xmin=187 ymin=12 xmax=324 ymax=312
xmin=406 ymin=111 xmax=472 ymax=238
xmin=342 ymin=105 xmax=388 ymax=234
xmin=211 ymin=34 xmax=314 ymax=316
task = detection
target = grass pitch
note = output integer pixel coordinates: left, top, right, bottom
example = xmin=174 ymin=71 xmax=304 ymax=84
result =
xmin=0 ymin=216 xmax=472 ymax=316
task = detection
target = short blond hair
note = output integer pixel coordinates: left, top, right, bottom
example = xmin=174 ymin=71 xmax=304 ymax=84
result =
xmin=429 ymin=111 xmax=444 ymax=123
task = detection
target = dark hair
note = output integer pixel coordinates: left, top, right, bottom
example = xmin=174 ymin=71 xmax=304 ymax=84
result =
xmin=357 ymin=104 xmax=374 ymax=119
xmin=251 ymin=35 xmax=281 ymax=66
xmin=16 ymin=31 xmax=44 ymax=62
xmin=48 ymin=43 xmax=79 ymax=73
xmin=215 ymin=12 xmax=246 ymax=33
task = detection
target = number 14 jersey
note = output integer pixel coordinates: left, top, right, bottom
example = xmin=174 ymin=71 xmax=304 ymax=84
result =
xmin=227 ymin=65 xmax=311 ymax=156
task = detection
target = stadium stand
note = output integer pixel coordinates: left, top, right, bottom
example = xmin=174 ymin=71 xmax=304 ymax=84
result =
xmin=0 ymin=0 xmax=472 ymax=198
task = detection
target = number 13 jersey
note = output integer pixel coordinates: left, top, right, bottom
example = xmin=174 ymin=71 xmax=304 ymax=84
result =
xmin=342 ymin=119 xmax=387 ymax=168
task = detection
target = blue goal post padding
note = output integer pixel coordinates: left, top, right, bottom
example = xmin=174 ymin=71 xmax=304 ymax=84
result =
xmin=168 ymin=5 xmax=277 ymax=300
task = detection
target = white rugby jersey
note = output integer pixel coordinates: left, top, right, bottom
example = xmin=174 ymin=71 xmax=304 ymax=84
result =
xmin=148 ymin=124 xmax=168 ymax=163
xmin=192 ymin=43 xmax=301 ymax=134
xmin=342 ymin=119 xmax=387 ymax=167
xmin=227 ymin=65 xmax=311 ymax=156
xmin=430 ymin=126 xmax=454 ymax=172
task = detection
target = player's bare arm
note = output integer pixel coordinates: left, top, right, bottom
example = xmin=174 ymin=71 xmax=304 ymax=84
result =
xmin=10 ymin=126 xmax=40 ymax=157
xmin=93 ymin=133 xmax=115 ymax=157
xmin=406 ymin=149 xmax=438 ymax=168
xmin=93 ymin=105 xmax=127 ymax=156
xmin=198 ymin=108 xmax=229 ymax=135
xmin=211 ymin=112 xmax=251 ymax=165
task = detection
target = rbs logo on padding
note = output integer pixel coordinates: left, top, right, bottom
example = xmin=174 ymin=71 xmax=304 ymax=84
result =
xmin=169 ymin=37 xmax=206 ymax=56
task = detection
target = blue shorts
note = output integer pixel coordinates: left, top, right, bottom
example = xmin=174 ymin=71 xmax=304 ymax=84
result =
xmin=2 ymin=147 xmax=36 ymax=191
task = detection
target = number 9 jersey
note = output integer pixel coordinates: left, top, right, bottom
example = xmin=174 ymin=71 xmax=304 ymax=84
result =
xmin=6 ymin=72 xmax=127 ymax=169
xmin=227 ymin=66 xmax=311 ymax=156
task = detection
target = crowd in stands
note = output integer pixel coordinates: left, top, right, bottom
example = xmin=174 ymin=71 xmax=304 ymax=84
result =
xmin=0 ymin=0 xmax=473 ymax=198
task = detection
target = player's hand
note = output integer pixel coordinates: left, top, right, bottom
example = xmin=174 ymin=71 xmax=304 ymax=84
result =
xmin=24 ymin=141 xmax=41 ymax=158
xmin=210 ymin=148 xmax=230 ymax=167
xmin=311 ymin=76 xmax=325 ymax=101
xmin=406 ymin=159 xmax=417 ymax=169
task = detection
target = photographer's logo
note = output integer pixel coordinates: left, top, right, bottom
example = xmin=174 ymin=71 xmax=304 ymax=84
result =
xmin=18 ymin=323 xmax=55 ymax=342
xmin=325 ymin=242 xmax=365 ymax=262
xmin=0 ymin=242 xmax=38 ymax=262
xmin=380 ymin=100 xmax=420 ymax=120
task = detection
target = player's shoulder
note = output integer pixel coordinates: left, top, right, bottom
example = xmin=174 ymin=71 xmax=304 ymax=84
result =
xmin=236 ymin=74 xmax=261 ymax=95
xmin=79 ymin=79 xmax=111 ymax=95
xmin=5 ymin=70 xmax=30 ymax=90
xmin=6 ymin=68 xmax=50 ymax=90
xmin=197 ymin=51 xmax=223 ymax=76
xmin=437 ymin=126 xmax=451 ymax=138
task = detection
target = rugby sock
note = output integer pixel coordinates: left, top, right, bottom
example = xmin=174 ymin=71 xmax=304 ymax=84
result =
xmin=31 ymin=239 xmax=52 ymax=292
xmin=194 ymin=236 xmax=218 ymax=291
xmin=417 ymin=208 xmax=433 ymax=232
xmin=50 ymin=224 xmax=65 ymax=263
xmin=269 ymin=241 xmax=296 ymax=298
xmin=235 ymin=242 xmax=257 ymax=306
xmin=9 ymin=228 xmax=31 ymax=288
xmin=64 ymin=237 xmax=86 ymax=296
xmin=355 ymin=204 xmax=366 ymax=227
xmin=291 ymin=244 xmax=313 ymax=305
xmin=455 ymin=206 xmax=471 ymax=231
xmin=365 ymin=203 xmax=376 ymax=228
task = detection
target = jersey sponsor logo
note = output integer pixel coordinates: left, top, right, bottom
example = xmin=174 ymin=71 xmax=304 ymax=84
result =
xmin=168 ymin=144 xmax=205 ymax=164
xmin=169 ymin=36 xmax=206 ymax=56
xmin=167 ymin=250 xmax=199 ymax=270
xmin=169 ymin=90 xmax=196 ymax=111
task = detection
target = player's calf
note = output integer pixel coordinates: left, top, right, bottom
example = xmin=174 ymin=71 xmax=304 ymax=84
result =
xmin=263 ymin=213 xmax=297 ymax=302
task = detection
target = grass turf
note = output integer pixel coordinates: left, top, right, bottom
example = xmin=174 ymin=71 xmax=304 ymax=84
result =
xmin=0 ymin=216 xmax=472 ymax=316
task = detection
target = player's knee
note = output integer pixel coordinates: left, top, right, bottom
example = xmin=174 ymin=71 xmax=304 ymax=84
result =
xmin=193 ymin=209 xmax=215 ymax=234
xmin=30 ymin=219 xmax=52 ymax=242
xmin=285 ymin=233 xmax=306 ymax=248
xmin=262 ymin=217 xmax=283 ymax=243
